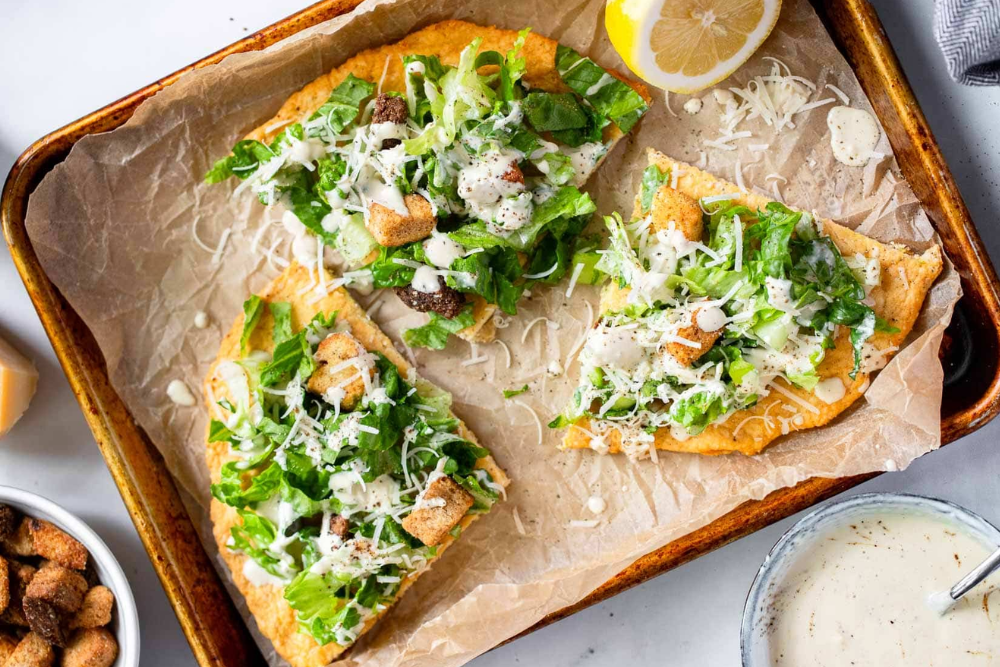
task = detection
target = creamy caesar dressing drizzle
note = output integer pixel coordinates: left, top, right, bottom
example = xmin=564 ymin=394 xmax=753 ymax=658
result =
xmin=767 ymin=512 xmax=1000 ymax=666
xmin=411 ymin=265 xmax=442 ymax=293
xmin=827 ymin=106 xmax=881 ymax=167
xmin=422 ymin=231 xmax=464 ymax=268
xmin=166 ymin=379 xmax=197 ymax=407
xmin=561 ymin=142 xmax=608 ymax=186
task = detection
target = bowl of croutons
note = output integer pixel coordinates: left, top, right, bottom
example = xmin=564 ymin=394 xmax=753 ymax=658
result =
xmin=0 ymin=486 xmax=138 ymax=667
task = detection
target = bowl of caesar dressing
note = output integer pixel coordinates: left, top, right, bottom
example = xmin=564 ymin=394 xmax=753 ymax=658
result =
xmin=741 ymin=493 xmax=1000 ymax=667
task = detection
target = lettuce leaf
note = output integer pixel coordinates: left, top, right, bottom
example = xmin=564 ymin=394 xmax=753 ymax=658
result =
xmin=240 ymin=295 xmax=264 ymax=356
xmin=639 ymin=164 xmax=670 ymax=214
xmin=403 ymin=305 xmax=476 ymax=350
xmin=204 ymin=140 xmax=275 ymax=184
xmin=306 ymin=74 xmax=375 ymax=140
xmin=269 ymin=301 xmax=293 ymax=345
xmin=554 ymin=45 xmax=649 ymax=133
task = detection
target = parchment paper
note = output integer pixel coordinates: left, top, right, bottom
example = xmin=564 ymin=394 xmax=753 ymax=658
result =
xmin=24 ymin=0 xmax=961 ymax=664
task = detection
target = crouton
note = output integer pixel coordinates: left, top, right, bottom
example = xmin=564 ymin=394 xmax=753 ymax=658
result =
xmin=305 ymin=332 xmax=375 ymax=410
xmin=4 ymin=632 xmax=54 ymax=667
xmin=23 ymin=596 xmax=67 ymax=647
xmin=372 ymin=93 xmax=408 ymax=125
xmin=2 ymin=519 xmax=36 ymax=558
xmin=60 ymin=628 xmax=118 ymax=667
xmin=0 ymin=504 xmax=19 ymax=542
xmin=401 ymin=476 xmax=474 ymax=547
xmin=0 ymin=631 xmax=20 ymax=663
xmin=501 ymin=162 xmax=524 ymax=185
xmin=2 ymin=561 xmax=37 ymax=626
xmin=660 ymin=309 xmax=722 ymax=367
xmin=0 ymin=555 xmax=9 ymax=615
xmin=366 ymin=195 xmax=436 ymax=247
xmin=328 ymin=515 xmax=349 ymax=541
xmin=68 ymin=586 xmax=114 ymax=630
xmin=649 ymin=187 xmax=703 ymax=242
xmin=371 ymin=94 xmax=408 ymax=149
xmin=26 ymin=565 xmax=88 ymax=614
xmin=394 ymin=281 xmax=467 ymax=319
xmin=28 ymin=521 xmax=87 ymax=571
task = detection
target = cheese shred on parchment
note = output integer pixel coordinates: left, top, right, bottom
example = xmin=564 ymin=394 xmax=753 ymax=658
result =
xmin=521 ymin=317 xmax=557 ymax=344
xmin=494 ymin=340 xmax=512 ymax=369
xmin=512 ymin=507 xmax=526 ymax=535
xmin=512 ymin=399 xmax=543 ymax=447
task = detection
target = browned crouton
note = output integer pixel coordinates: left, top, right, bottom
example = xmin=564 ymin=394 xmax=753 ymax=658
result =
xmin=28 ymin=521 xmax=87 ymax=571
xmin=4 ymin=632 xmax=55 ymax=667
xmin=305 ymin=332 xmax=374 ymax=411
xmin=661 ymin=309 xmax=722 ymax=367
xmin=2 ymin=519 xmax=36 ymax=558
xmin=0 ymin=555 xmax=9 ymax=615
xmin=0 ymin=504 xmax=19 ymax=542
xmin=501 ymin=162 xmax=524 ymax=185
xmin=68 ymin=586 xmax=114 ymax=630
xmin=367 ymin=195 xmax=436 ymax=247
xmin=401 ymin=476 xmax=474 ymax=547
xmin=0 ymin=631 xmax=21 ymax=663
xmin=372 ymin=93 xmax=408 ymax=125
xmin=60 ymin=628 xmax=118 ymax=667
xmin=649 ymin=186 xmax=703 ymax=242
xmin=394 ymin=280 xmax=467 ymax=319
xmin=2 ymin=561 xmax=37 ymax=626
xmin=328 ymin=515 xmax=349 ymax=541
xmin=23 ymin=596 xmax=67 ymax=647
xmin=26 ymin=565 xmax=88 ymax=614
xmin=372 ymin=94 xmax=408 ymax=149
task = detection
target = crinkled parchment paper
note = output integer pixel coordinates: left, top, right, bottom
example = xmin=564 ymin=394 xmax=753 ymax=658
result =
xmin=24 ymin=0 xmax=961 ymax=664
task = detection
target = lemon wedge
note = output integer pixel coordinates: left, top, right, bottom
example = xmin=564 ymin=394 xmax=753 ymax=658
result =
xmin=606 ymin=0 xmax=782 ymax=93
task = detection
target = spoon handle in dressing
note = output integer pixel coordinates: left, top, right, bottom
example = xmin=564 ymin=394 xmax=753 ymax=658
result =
xmin=950 ymin=546 xmax=1000 ymax=601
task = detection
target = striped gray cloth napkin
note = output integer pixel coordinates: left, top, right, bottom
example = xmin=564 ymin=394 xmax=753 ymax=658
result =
xmin=934 ymin=0 xmax=1000 ymax=85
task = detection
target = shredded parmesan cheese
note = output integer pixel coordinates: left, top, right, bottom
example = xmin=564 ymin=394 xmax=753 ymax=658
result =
xmin=512 ymin=400 xmax=543 ymax=447
xmin=521 ymin=317 xmax=555 ymax=344
xmin=565 ymin=262 xmax=585 ymax=298
xmin=768 ymin=381 xmax=821 ymax=414
xmin=734 ymin=158 xmax=747 ymax=192
xmin=825 ymin=83 xmax=851 ymax=105
xmin=494 ymin=340 xmax=512 ymax=369
xmin=512 ymin=507 xmax=526 ymax=535
xmin=897 ymin=266 xmax=909 ymax=291
xmin=663 ymin=90 xmax=678 ymax=118
xmin=524 ymin=263 xmax=560 ymax=280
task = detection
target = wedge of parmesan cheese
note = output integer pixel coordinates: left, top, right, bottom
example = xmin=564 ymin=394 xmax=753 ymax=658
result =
xmin=0 ymin=335 xmax=38 ymax=437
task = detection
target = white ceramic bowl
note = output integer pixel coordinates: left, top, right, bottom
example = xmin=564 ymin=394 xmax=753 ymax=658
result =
xmin=740 ymin=492 xmax=1000 ymax=667
xmin=0 ymin=485 xmax=140 ymax=666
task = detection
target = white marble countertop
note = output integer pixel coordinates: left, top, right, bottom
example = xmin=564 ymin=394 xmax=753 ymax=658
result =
xmin=2 ymin=1 xmax=999 ymax=665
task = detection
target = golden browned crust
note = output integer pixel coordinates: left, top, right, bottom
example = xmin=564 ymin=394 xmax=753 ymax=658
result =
xmin=649 ymin=187 xmax=703 ymax=240
xmin=563 ymin=148 xmax=943 ymax=457
xmin=204 ymin=263 xmax=509 ymax=667
xmin=247 ymin=20 xmax=650 ymax=345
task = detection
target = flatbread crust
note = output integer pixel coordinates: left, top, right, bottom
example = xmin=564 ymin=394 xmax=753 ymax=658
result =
xmin=247 ymin=20 xmax=651 ymax=343
xmin=204 ymin=263 xmax=509 ymax=667
xmin=562 ymin=148 xmax=943 ymax=457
